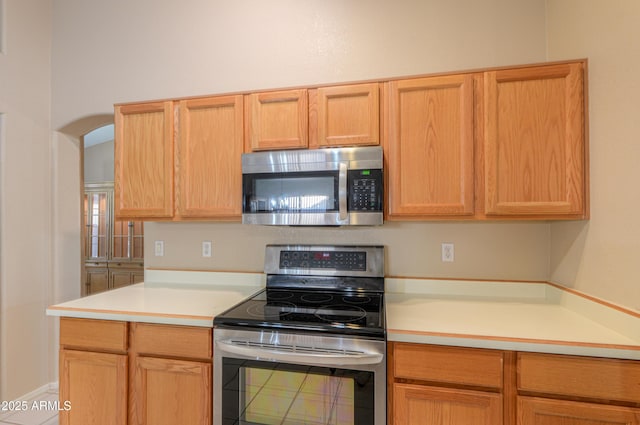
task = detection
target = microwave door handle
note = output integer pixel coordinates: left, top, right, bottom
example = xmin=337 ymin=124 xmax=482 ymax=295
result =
xmin=338 ymin=162 xmax=348 ymax=221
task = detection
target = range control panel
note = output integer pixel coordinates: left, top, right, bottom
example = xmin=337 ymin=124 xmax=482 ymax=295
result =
xmin=279 ymin=250 xmax=366 ymax=271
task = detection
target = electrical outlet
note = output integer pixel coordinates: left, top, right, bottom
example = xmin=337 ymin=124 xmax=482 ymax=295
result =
xmin=441 ymin=243 xmax=454 ymax=262
xmin=154 ymin=240 xmax=164 ymax=257
xmin=202 ymin=241 xmax=212 ymax=257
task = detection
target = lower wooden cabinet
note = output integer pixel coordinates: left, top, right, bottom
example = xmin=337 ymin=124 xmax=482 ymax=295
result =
xmin=84 ymin=262 xmax=144 ymax=295
xmin=59 ymin=318 xmax=212 ymax=425
xmin=517 ymin=352 xmax=640 ymax=425
xmin=109 ymin=264 xmax=144 ymax=289
xmin=129 ymin=322 xmax=212 ymax=425
xmin=84 ymin=264 xmax=109 ymax=295
xmin=59 ymin=349 xmax=127 ymax=425
xmin=389 ymin=342 xmax=640 ymax=425
xmin=389 ymin=342 xmax=510 ymax=425
xmin=517 ymin=352 xmax=640 ymax=405
xmin=59 ymin=318 xmax=128 ymax=425
xmin=518 ymin=397 xmax=640 ymax=425
xmin=131 ymin=356 xmax=211 ymax=425
xmin=394 ymin=383 xmax=502 ymax=424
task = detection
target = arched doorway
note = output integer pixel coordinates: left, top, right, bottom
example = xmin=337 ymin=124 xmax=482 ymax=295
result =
xmin=81 ymin=124 xmax=144 ymax=296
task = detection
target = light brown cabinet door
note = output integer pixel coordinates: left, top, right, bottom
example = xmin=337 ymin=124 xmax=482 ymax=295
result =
xmin=130 ymin=356 xmax=212 ymax=425
xmin=245 ymin=89 xmax=308 ymax=151
xmin=309 ymin=83 xmax=380 ymax=148
xmin=59 ymin=349 xmax=127 ymax=425
xmin=85 ymin=266 xmax=109 ymax=295
xmin=518 ymin=396 xmax=640 ymax=425
xmin=132 ymin=269 xmax=144 ymax=283
xmin=176 ymin=95 xmax=243 ymax=218
xmin=114 ymin=101 xmax=174 ymax=219
xmin=109 ymin=268 xmax=134 ymax=289
xmin=393 ymin=383 xmax=502 ymax=425
xmin=484 ymin=62 xmax=586 ymax=217
xmin=385 ymin=74 xmax=476 ymax=218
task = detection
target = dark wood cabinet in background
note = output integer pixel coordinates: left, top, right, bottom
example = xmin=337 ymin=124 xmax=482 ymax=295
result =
xmin=83 ymin=183 xmax=144 ymax=295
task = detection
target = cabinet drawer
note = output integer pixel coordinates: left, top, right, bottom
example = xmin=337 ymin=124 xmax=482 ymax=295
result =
xmin=131 ymin=323 xmax=212 ymax=360
xmin=392 ymin=343 xmax=504 ymax=389
xmin=60 ymin=317 xmax=128 ymax=352
xmin=518 ymin=396 xmax=640 ymax=424
xmin=518 ymin=352 xmax=640 ymax=403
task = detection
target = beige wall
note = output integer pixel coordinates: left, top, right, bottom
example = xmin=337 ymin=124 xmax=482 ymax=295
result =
xmin=51 ymin=0 xmax=547 ymax=130
xmin=84 ymin=139 xmax=114 ymax=183
xmin=145 ymin=221 xmax=551 ymax=281
xmin=547 ymin=0 xmax=640 ymax=312
xmin=0 ymin=0 xmax=53 ymax=400
xmin=50 ymin=0 xmax=552 ymax=294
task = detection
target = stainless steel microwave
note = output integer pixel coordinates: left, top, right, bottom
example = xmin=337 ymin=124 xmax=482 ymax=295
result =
xmin=242 ymin=146 xmax=383 ymax=226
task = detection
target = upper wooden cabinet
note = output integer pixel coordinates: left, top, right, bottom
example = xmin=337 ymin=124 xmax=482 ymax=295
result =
xmin=176 ymin=95 xmax=243 ymax=219
xmin=384 ymin=59 xmax=588 ymax=221
xmin=115 ymin=101 xmax=174 ymax=219
xmin=384 ymin=74 xmax=476 ymax=218
xmin=115 ymin=95 xmax=244 ymax=221
xmin=245 ymin=89 xmax=308 ymax=151
xmin=484 ymin=62 xmax=586 ymax=218
xmin=309 ymin=83 xmax=380 ymax=148
xmin=115 ymin=59 xmax=587 ymax=222
xmin=245 ymin=83 xmax=381 ymax=152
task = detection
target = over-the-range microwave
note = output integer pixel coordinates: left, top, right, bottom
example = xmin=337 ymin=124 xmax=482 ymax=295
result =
xmin=241 ymin=146 xmax=383 ymax=226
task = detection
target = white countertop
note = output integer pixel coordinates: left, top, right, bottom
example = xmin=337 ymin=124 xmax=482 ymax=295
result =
xmin=386 ymin=278 xmax=640 ymax=360
xmin=48 ymin=271 xmax=640 ymax=360
xmin=46 ymin=270 xmax=265 ymax=327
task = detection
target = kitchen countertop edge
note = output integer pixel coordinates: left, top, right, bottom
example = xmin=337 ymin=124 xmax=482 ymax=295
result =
xmin=385 ymin=278 xmax=640 ymax=360
xmin=386 ymin=329 xmax=640 ymax=360
xmin=46 ymin=270 xmax=266 ymax=328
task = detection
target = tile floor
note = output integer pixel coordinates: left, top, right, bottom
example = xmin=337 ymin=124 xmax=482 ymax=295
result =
xmin=0 ymin=389 xmax=58 ymax=425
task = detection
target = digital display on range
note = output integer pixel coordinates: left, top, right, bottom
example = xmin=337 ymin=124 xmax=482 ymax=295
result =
xmin=280 ymin=250 xmax=366 ymax=271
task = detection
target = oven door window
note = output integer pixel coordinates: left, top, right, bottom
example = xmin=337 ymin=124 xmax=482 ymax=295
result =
xmin=243 ymin=172 xmax=339 ymax=213
xmin=222 ymin=358 xmax=374 ymax=425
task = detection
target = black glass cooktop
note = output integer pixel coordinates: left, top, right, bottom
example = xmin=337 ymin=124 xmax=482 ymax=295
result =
xmin=214 ymin=288 xmax=385 ymax=338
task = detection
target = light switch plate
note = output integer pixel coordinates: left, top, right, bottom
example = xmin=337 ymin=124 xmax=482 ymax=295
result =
xmin=202 ymin=241 xmax=212 ymax=257
xmin=154 ymin=240 xmax=164 ymax=257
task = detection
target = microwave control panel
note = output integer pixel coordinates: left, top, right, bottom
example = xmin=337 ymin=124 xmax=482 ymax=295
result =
xmin=348 ymin=169 xmax=383 ymax=212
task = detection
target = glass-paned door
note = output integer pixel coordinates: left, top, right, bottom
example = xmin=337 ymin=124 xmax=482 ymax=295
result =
xmin=131 ymin=221 xmax=144 ymax=260
xmin=112 ymin=220 xmax=144 ymax=261
xmin=84 ymin=190 xmax=110 ymax=261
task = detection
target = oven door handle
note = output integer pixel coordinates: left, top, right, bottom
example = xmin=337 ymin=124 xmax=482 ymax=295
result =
xmin=217 ymin=341 xmax=384 ymax=366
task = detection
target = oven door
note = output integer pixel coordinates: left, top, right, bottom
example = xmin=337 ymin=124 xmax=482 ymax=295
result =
xmin=214 ymin=329 xmax=386 ymax=425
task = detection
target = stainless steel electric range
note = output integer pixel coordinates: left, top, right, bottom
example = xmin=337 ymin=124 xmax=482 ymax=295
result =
xmin=213 ymin=244 xmax=386 ymax=425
